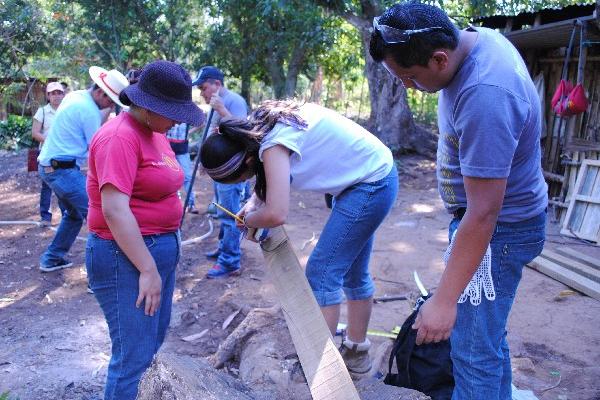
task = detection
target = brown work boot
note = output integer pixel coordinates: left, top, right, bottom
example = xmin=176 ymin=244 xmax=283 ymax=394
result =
xmin=339 ymin=337 xmax=372 ymax=374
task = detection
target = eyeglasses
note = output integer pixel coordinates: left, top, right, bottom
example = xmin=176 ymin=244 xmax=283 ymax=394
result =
xmin=373 ymin=16 xmax=443 ymax=44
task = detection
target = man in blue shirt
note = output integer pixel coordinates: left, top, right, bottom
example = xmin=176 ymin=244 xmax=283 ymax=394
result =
xmin=370 ymin=2 xmax=547 ymax=398
xmin=192 ymin=66 xmax=249 ymax=278
xmin=38 ymin=67 xmax=128 ymax=272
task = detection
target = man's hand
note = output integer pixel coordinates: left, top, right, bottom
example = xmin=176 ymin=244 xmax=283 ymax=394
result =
xmin=412 ymin=294 xmax=457 ymax=345
xmin=210 ymin=94 xmax=226 ymax=116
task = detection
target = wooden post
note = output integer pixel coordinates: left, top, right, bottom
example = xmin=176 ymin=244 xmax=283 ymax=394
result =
xmin=260 ymin=226 xmax=360 ymax=400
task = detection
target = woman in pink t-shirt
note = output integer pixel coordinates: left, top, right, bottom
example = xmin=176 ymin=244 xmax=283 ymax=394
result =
xmin=86 ymin=61 xmax=204 ymax=400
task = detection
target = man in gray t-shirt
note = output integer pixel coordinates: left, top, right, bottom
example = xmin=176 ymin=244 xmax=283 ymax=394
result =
xmin=370 ymin=3 xmax=547 ymax=399
xmin=192 ymin=66 xmax=249 ymax=278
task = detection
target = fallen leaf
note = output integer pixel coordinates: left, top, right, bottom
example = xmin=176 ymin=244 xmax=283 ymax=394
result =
xmin=222 ymin=309 xmax=241 ymax=330
xmin=300 ymin=232 xmax=317 ymax=251
xmin=181 ymin=329 xmax=209 ymax=342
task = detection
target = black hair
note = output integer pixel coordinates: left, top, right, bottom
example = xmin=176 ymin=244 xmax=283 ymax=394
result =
xmin=200 ymin=120 xmax=265 ymax=199
xmin=369 ymin=1 xmax=459 ymax=68
xmin=200 ymin=100 xmax=305 ymax=201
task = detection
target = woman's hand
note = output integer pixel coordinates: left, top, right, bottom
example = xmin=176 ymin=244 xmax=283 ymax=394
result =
xmin=137 ymin=268 xmax=162 ymax=316
xmin=236 ymin=194 xmax=261 ymax=229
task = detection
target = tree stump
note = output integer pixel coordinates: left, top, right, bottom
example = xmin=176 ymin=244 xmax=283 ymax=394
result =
xmin=137 ymin=351 xmax=257 ymax=400
xmin=137 ymin=308 xmax=430 ymax=400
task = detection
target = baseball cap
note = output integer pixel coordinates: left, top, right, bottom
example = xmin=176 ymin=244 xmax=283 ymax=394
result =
xmin=192 ymin=66 xmax=224 ymax=86
xmin=46 ymin=82 xmax=65 ymax=93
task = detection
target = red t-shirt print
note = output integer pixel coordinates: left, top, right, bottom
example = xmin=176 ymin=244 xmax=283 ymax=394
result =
xmin=87 ymin=112 xmax=184 ymax=240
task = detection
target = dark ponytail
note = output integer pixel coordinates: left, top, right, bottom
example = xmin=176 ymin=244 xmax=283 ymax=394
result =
xmin=200 ymin=99 xmax=306 ymax=202
xmin=200 ymin=119 xmax=268 ymax=201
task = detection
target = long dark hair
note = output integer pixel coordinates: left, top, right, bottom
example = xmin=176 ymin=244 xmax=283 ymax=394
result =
xmin=200 ymin=100 xmax=306 ymax=201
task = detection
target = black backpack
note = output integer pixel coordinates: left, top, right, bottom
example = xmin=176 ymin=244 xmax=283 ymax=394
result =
xmin=384 ymin=296 xmax=455 ymax=400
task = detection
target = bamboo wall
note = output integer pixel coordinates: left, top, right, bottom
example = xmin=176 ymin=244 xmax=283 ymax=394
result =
xmin=530 ymin=41 xmax=600 ymax=223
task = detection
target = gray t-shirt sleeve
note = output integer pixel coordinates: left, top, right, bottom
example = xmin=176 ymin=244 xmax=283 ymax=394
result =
xmin=226 ymin=96 xmax=248 ymax=119
xmin=455 ymin=85 xmax=530 ymax=179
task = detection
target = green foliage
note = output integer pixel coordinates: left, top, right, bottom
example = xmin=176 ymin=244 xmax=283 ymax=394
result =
xmin=203 ymin=0 xmax=352 ymax=99
xmin=0 ymin=0 xmax=51 ymax=78
xmin=0 ymin=115 xmax=33 ymax=151
xmin=407 ymin=90 xmax=438 ymax=129
xmin=0 ymin=391 xmax=20 ymax=400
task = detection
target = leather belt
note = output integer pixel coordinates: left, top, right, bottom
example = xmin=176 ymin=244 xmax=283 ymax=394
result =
xmin=453 ymin=207 xmax=466 ymax=219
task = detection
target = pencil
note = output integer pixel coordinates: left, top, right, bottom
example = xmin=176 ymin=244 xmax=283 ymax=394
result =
xmin=211 ymin=201 xmax=245 ymax=224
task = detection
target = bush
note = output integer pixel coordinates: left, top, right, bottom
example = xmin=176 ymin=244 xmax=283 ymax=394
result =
xmin=0 ymin=115 xmax=33 ymax=151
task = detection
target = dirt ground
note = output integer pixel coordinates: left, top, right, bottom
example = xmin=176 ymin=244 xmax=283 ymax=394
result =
xmin=0 ymin=149 xmax=599 ymax=400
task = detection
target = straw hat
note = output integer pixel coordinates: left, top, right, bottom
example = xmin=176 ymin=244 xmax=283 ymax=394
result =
xmin=89 ymin=66 xmax=129 ymax=108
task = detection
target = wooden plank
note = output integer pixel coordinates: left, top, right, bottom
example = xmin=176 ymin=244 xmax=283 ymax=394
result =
xmin=573 ymin=194 xmax=600 ymax=205
xmin=539 ymin=249 xmax=600 ymax=283
xmin=260 ymin=226 xmax=360 ymax=400
xmin=578 ymin=168 xmax=600 ymax=240
xmin=528 ymin=257 xmax=600 ymax=301
xmin=562 ymin=161 xmax=587 ymax=235
xmin=562 ymin=160 xmax=600 ymax=243
xmin=556 ymin=246 xmax=600 ymax=271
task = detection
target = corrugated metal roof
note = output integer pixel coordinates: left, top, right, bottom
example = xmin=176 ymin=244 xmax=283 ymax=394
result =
xmin=503 ymin=15 xmax=600 ymax=49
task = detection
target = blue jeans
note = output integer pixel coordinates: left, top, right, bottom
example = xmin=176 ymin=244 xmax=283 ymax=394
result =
xmin=39 ymin=177 xmax=65 ymax=221
xmin=213 ymin=181 xmax=244 ymax=269
xmin=176 ymin=153 xmax=194 ymax=208
xmin=86 ymin=232 xmax=180 ymax=400
xmin=306 ymin=166 xmax=398 ymax=306
xmin=39 ymin=166 xmax=88 ymax=266
xmin=449 ymin=212 xmax=546 ymax=400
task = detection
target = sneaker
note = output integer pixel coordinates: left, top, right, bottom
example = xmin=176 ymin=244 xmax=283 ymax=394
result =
xmin=204 ymin=249 xmax=220 ymax=260
xmin=39 ymin=259 xmax=74 ymax=273
xmin=87 ymin=283 xmax=94 ymax=294
xmin=206 ymin=264 xmax=240 ymax=279
xmin=187 ymin=206 xmax=199 ymax=215
xmin=339 ymin=338 xmax=372 ymax=374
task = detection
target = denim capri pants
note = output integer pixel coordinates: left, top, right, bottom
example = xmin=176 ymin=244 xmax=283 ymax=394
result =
xmin=306 ymin=165 xmax=398 ymax=306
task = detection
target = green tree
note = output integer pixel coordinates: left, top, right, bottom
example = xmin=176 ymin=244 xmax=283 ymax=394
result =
xmin=314 ymin=0 xmax=437 ymax=156
xmin=203 ymin=0 xmax=345 ymax=100
xmin=0 ymin=0 xmax=50 ymax=78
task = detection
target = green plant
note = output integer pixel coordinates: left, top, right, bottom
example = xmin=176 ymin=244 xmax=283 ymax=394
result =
xmin=0 ymin=391 xmax=20 ymax=400
xmin=0 ymin=115 xmax=33 ymax=151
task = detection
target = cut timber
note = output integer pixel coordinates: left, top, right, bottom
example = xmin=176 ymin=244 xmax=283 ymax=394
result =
xmin=260 ymin=226 xmax=360 ymax=400
xmin=528 ymin=257 xmax=600 ymax=300
xmin=539 ymin=249 xmax=600 ymax=283
xmin=556 ymin=246 xmax=600 ymax=271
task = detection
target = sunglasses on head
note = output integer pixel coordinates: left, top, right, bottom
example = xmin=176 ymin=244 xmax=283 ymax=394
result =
xmin=373 ymin=16 xmax=443 ymax=44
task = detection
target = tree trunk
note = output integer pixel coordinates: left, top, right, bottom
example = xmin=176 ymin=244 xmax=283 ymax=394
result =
xmin=285 ymin=44 xmax=306 ymax=98
xmin=240 ymin=67 xmax=252 ymax=106
xmin=310 ymin=66 xmax=324 ymax=104
xmin=313 ymin=0 xmax=438 ymax=157
xmin=361 ymin=30 xmax=436 ymax=156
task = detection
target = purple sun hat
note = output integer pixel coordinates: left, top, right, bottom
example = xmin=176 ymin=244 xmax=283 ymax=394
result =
xmin=119 ymin=60 xmax=204 ymax=126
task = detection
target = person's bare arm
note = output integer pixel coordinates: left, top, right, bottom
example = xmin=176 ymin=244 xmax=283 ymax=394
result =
xmin=242 ymin=145 xmax=290 ymax=228
xmin=32 ymin=119 xmax=45 ymax=144
xmin=413 ymin=177 xmax=506 ymax=344
xmin=101 ymin=184 xmax=162 ymax=316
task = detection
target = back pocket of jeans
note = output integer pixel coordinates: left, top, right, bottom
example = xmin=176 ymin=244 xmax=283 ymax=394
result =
xmin=497 ymin=239 xmax=545 ymax=297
